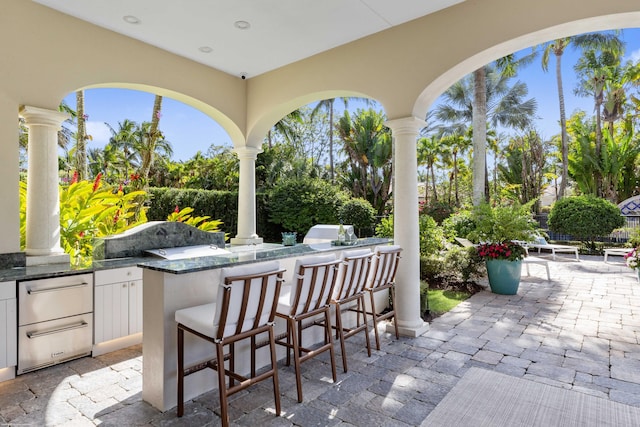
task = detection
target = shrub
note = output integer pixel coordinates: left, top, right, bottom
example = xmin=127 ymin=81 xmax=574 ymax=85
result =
xmin=441 ymin=210 xmax=475 ymax=241
xmin=419 ymin=214 xmax=445 ymax=256
xmin=548 ymin=196 xmax=624 ymax=246
xmin=375 ymin=214 xmax=444 ymax=257
xmin=375 ymin=216 xmax=393 ymax=238
xmin=338 ymin=198 xmax=376 ymax=237
xmin=468 ymin=202 xmax=538 ymax=243
xmin=147 ymin=187 xmax=238 ymax=234
xmin=440 ymin=246 xmax=485 ymax=283
xmin=420 ymin=246 xmax=485 ymax=289
xmin=420 ymin=255 xmax=444 ymax=282
xmin=422 ymin=201 xmax=454 ymax=224
xmin=268 ymin=178 xmax=348 ymax=236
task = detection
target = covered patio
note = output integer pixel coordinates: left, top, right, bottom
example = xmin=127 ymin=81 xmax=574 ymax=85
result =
xmin=1 ymin=256 xmax=638 ymax=425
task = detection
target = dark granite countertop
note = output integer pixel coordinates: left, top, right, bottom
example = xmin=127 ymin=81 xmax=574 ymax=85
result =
xmin=138 ymin=238 xmax=391 ymax=275
xmin=0 ymin=256 xmax=150 ymax=282
xmin=0 ymin=238 xmax=391 ymax=281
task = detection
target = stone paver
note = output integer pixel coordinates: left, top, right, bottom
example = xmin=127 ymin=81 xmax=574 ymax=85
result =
xmin=0 ymin=255 xmax=638 ymax=426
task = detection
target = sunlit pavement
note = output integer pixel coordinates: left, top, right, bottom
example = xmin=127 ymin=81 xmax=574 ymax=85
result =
xmin=1 ymin=254 xmax=639 ymax=426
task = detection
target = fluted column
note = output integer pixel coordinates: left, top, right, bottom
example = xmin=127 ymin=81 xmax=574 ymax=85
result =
xmin=20 ymin=105 xmax=70 ymax=264
xmin=230 ymin=146 xmax=263 ymax=245
xmin=384 ymin=117 xmax=429 ymax=337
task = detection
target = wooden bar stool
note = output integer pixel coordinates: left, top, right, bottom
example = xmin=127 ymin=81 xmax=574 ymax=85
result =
xmin=331 ymin=248 xmax=373 ymax=372
xmin=363 ymin=245 xmax=402 ymax=350
xmin=175 ymin=261 xmax=285 ymax=427
xmin=275 ymin=254 xmax=341 ymax=403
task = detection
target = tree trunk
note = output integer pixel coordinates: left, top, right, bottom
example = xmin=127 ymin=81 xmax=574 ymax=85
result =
xmin=453 ymin=152 xmax=460 ymax=206
xmin=594 ymin=91 xmax=603 ymax=197
xmin=472 ymin=67 xmax=487 ymax=206
xmin=555 ymin=52 xmax=569 ymax=199
xmin=329 ymin=99 xmax=335 ymax=183
xmin=76 ymin=90 xmax=88 ymax=180
xmin=430 ymin=164 xmax=438 ymax=201
xmin=143 ymin=95 xmax=163 ymax=184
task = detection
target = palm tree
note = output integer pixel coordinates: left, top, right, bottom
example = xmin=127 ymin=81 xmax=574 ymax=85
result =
xmin=266 ymin=110 xmax=303 ymax=148
xmin=311 ymin=97 xmax=372 ymax=182
xmin=106 ymin=119 xmax=140 ymax=178
xmin=75 ymin=90 xmax=89 ymax=179
xmin=337 ymin=109 xmax=392 ymax=215
xmin=539 ymin=31 xmax=623 ymax=198
xmin=136 ymin=121 xmax=173 ymax=184
xmin=417 ymin=136 xmax=443 ymax=202
xmin=435 ymin=66 xmax=537 ymax=202
xmin=465 ymin=54 xmax=536 ymax=205
xmin=574 ymin=45 xmax=627 ymax=197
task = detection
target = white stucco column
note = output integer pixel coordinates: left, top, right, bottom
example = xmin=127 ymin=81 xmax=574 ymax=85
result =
xmin=20 ymin=106 xmax=70 ymax=265
xmin=230 ymin=146 xmax=263 ymax=246
xmin=385 ymin=117 xmax=429 ymax=337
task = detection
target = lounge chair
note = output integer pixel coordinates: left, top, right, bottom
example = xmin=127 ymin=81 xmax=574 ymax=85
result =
xmin=454 ymin=237 xmax=476 ymax=248
xmin=527 ymin=237 xmax=579 ymax=261
xmin=603 ymin=247 xmax=631 ymax=263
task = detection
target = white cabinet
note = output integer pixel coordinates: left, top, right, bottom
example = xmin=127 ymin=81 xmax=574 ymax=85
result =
xmin=93 ymin=267 xmax=142 ymax=355
xmin=0 ymin=281 xmax=17 ymax=381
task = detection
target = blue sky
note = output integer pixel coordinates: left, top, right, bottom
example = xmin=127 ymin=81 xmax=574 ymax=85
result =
xmin=63 ymin=28 xmax=640 ymax=162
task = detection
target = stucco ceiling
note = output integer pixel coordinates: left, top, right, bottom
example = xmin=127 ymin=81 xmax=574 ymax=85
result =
xmin=33 ymin=0 xmax=464 ymax=79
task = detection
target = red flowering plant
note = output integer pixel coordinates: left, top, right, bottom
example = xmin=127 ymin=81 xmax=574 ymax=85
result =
xmin=468 ymin=202 xmax=539 ymax=262
xmin=476 ymin=241 xmax=527 ymax=261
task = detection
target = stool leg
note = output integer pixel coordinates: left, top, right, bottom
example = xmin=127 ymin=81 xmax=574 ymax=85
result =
xmin=177 ymin=326 xmax=184 ymax=417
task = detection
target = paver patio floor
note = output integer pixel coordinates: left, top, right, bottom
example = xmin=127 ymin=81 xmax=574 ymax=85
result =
xmin=1 ymin=255 xmax=639 ymax=426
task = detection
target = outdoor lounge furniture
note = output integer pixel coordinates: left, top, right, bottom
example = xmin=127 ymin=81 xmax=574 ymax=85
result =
xmin=522 ymin=256 xmax=551 ymax=281
xmin=175 ymin=261 xmax=285 ymax=426
xmin=604 ymin=247 xmax=631 ymax=263
xmin=527 ymin=237 xmax=579 ymax=261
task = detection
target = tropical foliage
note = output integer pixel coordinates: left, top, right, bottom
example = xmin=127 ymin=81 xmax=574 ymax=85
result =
xmin=20 ymin=174 xmax=148 ymax=264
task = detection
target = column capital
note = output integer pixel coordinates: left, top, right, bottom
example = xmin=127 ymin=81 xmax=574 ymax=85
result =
xmin=384 ymin=116 xmax=426 ymax=135
xmin=233 ymin=145 xmax=263 ymax=160
xmin=20 ymin=105 xmax=69 ymax=128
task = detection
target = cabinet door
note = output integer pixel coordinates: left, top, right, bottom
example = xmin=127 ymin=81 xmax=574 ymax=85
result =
xmin=94 ymin=282 xmax=129 ymax=343
xmin=0 ymin=281 xmax=16 ymax=369
xmin=128 ymin=280 xmax=143 ymax=335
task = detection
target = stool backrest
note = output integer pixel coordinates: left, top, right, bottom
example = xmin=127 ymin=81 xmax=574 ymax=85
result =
xmin=366 ymin=245 xmax=402 ymax=290
xmin=214 ymin=261 xmax=284 ymax=340
xmin=288 ymin=254 xmax=340 ymax=316
xmin=333 ymin=249 xmax=373 ymax=301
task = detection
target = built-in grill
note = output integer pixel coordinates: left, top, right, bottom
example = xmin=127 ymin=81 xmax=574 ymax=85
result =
xmin=145 ymin=244 xmax=229 ymax=260
xmin=17 ymin=273 xmax=93 ymax=374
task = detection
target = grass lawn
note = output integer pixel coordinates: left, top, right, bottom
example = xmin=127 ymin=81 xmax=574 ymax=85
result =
xmin=426 ymin=287 xmax=472 ymax=316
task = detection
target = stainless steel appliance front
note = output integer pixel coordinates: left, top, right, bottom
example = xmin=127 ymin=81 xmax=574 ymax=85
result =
xmin=17 ymin=273 xmax=93 ymax=374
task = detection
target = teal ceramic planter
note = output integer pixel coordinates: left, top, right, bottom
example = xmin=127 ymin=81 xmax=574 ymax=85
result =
xmin=485 ymin=259 xmax=522 ymax=295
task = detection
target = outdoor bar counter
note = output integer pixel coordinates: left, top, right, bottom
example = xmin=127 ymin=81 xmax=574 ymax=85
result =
xmin=137 ymin=238 xmax=390 ymax=412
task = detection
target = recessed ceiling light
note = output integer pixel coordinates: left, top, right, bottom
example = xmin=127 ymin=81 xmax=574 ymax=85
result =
xmin=234 ymin=20 xmax=250 ymax=30
xmin=199 ymin=46 xmax=213 ymax=53
xmin=123 ymin=15 xmax=141 ymax=24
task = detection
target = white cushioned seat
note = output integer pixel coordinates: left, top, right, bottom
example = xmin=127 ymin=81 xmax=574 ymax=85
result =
xmin=175 ymin=303 xmax=216 ymax=337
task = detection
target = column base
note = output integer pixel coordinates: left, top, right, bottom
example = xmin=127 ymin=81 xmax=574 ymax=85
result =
xmin=229 ymin=236 xmax=264 ymax=246
xmin=26 ymin=253 xmax=70 ymax=266
xmin=388 ymin=320 xmax=429 ymax=338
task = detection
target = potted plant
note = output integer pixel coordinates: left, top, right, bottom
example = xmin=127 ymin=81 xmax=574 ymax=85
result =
xmin=624 ymin=248 xmax=640 ymax=282
xmin=468 ymin=202 xmax=539 ymax=295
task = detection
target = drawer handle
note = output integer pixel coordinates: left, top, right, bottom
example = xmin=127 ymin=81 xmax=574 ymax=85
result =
xmin=27 ymin=282 xmax=89 ymax=295
xmin=27 ymin=321 xmax=88 ymax=338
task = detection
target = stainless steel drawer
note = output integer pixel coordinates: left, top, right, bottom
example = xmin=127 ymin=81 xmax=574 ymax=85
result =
xmin=17 ymin=313 xmax=93 ymax=374
xmin=19 ymin=274 xmax=93 ymax=326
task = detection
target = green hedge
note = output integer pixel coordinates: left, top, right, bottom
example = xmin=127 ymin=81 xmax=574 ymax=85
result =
xmin=146 ymin=188 xmax=284 ymax=241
